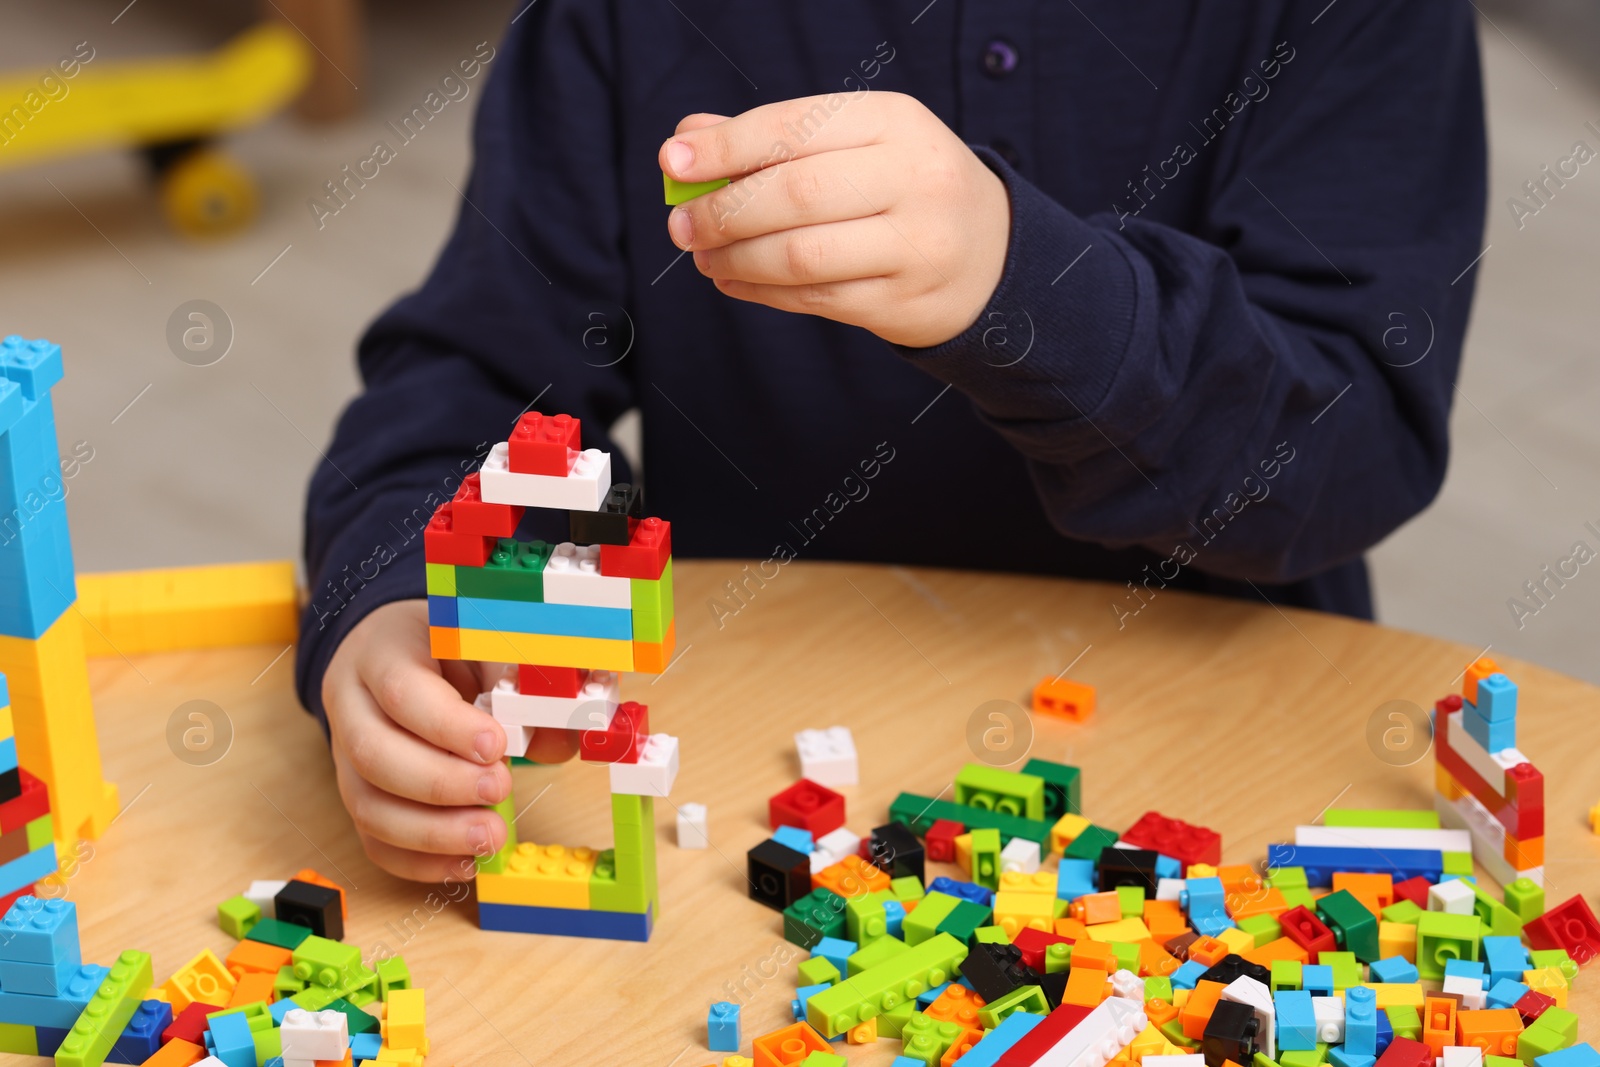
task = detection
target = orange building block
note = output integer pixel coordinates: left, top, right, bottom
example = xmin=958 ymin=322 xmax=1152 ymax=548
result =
xmin=1181 ymin=981 xmax=1226 ymax=1040
xmin=1145 ymin=998 xmax=1180 ymax=1028
xmin=941 ymin=1027 xmax=984 ymax=1066
xmin=227 ymin=971 xmax=277 ymax=1009
xmin=1070 ymin=940 xmax=1116 ymax=973
xmin=428 ymin=626 xmax=460 ymax=660
xmin=294 ymin=869 xmax=349 ymax=921
xmin=225 ymin=940 xmax=292 ymax=978
xmin=1333 ymin=873 xmax=1394 ymax=912
xmin=1230 ymin=887 xmax=1290 ymax=921
xmin=1506 ymin=835 xmax=1544 ymax=868
xmin=633 ymin=619 xmax=675 ymax=673
xmin=1464 ymin=656 xmax=1501 ymax=705
xmin=926 ymin=985 xmax=986 ymax=1028
xmin=1423 ymin=996 xmax=1459 ymax=1057
xmin=1456 ymin=1009 xmax=1524 ymax=1056
xmin=142 ymin=1039 xmax=206 ymax=1067
xmin=1031 ymin=677 xmax=1095 ymax=722
xmin=812 ymin=855 xmax=890 ymax=898
xmin=1053 ymin=917 xmax=1089 ymax=940
xmin=1072 ymin=892 xmax=1124 ymax=925
xmin=1241 ymin=937 xmax=1310 ymax=968
xmin=1188 ymin=936 xmax=1230 ymax=968
xmin=1138 ymin=939 xmax=1181 ymax=978
xmin=752 ymin=1022 xmax=831 ymax=1067
xmin=847 ymin=1020 xmax=878 ymax=1044
xmin=1063 ymin=967 xmax=1108 ymax=1008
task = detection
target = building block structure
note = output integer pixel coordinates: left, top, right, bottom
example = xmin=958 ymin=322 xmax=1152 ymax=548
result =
xmin=1433 ymin=658 xmax=1544 ymax=887
xmin=424 ymin=411 xmax=675 ymax=941
xmin=74 ymin=561 xmax=299 ymax=657
xmin=0 ymin=672 xmax=58 ymax=913
xmin=0 ymin=335 xmax=117 ymax=864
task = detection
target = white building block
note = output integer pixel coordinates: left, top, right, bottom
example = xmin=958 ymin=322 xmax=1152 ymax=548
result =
xmin=795 ymin=726 xmax=858 ymax=787
xmin=1429 ymin=878 xmax=1477 ymax=915
xmin=479 ymin=442 xmax=611 ymax=510
xmin=1312 ymin=997 xmax=1345 ymax=1044
xmin=281 ymin=1009 xmax=349 ymax=1061
xmin=810 ymin=827 xmax=861 ymax=873
xmin=1000 ymin=838 xmax=1041 ymax=874
xmin=1032 ymin=992 xmax=1147 ymax=1067
xmin=609 ymin=734 xmax=679 ymax=797
xmin=1443 ymin=709 xmax=1529 ymax=795
xmin=676 ymin=802 xmax=708 ymax=849
xmin=1293 ymin=826 xmax=1473 ymax=854
xmin=488 ymin=666 xmax=619 ymax=728
xmin=1145 ymin=1058 xmax=1205 ymax=1067
xmin=1221 ymin=976 xmax=1275 ymax=1058
xmin=1433 ymin=792 xmax=1542 ymax=888
xmin=244 ymin=880 xmax=287 ymax=918
xmin=1109 ymin=969 xmax=1145 ymax=1002
xmin=541 ymin=542 xmax=632 ymax=608
xmin=1156 ymin=878 xmax=1186 ymax=902
xmin=1442 ymin=974 xmax=1487 ymax=1010
xmin=1443 ymin=1048 xmax=1484 ymax=1067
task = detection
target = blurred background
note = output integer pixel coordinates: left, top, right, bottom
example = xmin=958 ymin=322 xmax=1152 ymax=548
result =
xmin=1 ymin=0 xmax=1596 ymax=681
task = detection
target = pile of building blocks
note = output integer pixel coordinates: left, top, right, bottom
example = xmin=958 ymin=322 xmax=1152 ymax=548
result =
xmin=75 ymin=561 xmax=300 ymax=657
xmin=1433 ymin=659 xmax=1544 ymax=888
xmin=0 ymin=335 xmax=118 ymax=861
xmin=0 ymin=868 xmax=432 ymax=1067
xmin=423 ymin=411 xmax=676 ymax=941
xmin=719 ymin=659 xmax=1596 ymax=1067
xmin=0 ymin=671 xmax=57 ymax=911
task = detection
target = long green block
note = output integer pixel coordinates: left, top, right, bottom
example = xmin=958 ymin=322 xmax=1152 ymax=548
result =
xmin=804 ymin=933 xmax=967 ymax=1037
xmin=1063 ymin=824 xmax=1120 ymax=862
xmin=476 ymin=794 xmax=518 ymax=874
xmin=953 ymin=764 xmax=1045 ymax=821
xmin=902 ymin=892 xmax=960 ymax=945
xmin=1323 ymin=809 xmax=1440 ymax=830
xmin=848 ymin=935 xmax=909 ymax=976
xmin=454 ymin=539 xmax=552 ymax=602
xmin=663 ymin=173 xmax=729 ymax=205
xmin=1021 ymin=758 xmax=1082 ymax=819
xmin=591 ymin=794 xmax=655 ymax=914
xmin=936 ymin=900 xmax=992 ymax=944
xmin=889 ymin=792 xmax=1052 ymax=848
xmin=630 ymin=558 xmax=674 ymax=644
xmin=55 ymin=950 xmax=152 ymax=1067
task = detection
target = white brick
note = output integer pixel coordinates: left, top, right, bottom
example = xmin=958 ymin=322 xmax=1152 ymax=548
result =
xmin=795 ymin=726 xmax=858 ymax=787
xmin=609 ymin=734 xmax=679 ymax=797
xmin=542 ymin=542 xmax=631 ymax=608
xmin=479 ymin=442 xmax=611 ymax=510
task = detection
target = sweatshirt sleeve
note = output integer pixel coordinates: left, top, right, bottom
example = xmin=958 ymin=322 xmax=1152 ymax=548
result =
xmin=295 ymin=3 xmax=634 ymax=727
xmin=896 ymin=0 xmax=1486 ymax=586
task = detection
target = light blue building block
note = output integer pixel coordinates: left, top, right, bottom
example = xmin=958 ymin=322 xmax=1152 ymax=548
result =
xmin=1534 ymin=1045 xmax=1600 ymax=1067
xmin=1303 ymin=964 xmax=1334 ymax=997
xmin=0 ymin=896 xmax=80 ymax=966
xmin=209 ymin=1011 xmax=255 ymax=1067
xmin=1487 ymin=979 xmax=1531 ymax=1009
xmin=1056 ymin=859 xmax=1096 ymax=901
xmin=349 ymin=1034 xmax=381 ymax=1061
xmin=1475 ymin=674 xmax=1519 ymax=722
xmin=884 ymin=899 xmax=906 ymax=938
xmin=949 ymin=1012 xmax=1044 ymax=1067
xmin=794 ymin=984 xmax=829 ymax=1021
xmin=1329 ymin=1049 xmax=1376 ymax=1067
xmin=1444 ymin=959 xmax=1487 ymax=981
xmin=0 ymin=376 xmax=77 ymax=639
xmin=1345 ymin=986 xmax=1378 ymax=1056
xmin=1484 ymin=936 xmax=1531 ymax=986
xmin=772 ymin=826 xmax=814 ymax=854
xmin=1368 ymin=957 xmax=1417 ymax=984
xmin=1172 ymin=959 xmax=1208 ymax=990
xmin=0 ymin=953 xmax=81 ymax=996
xmin=0 ymin=844 xmax=60 ymax=900
xmin=0 ymin=673 xmax=8 ymax=706
xmin=1154 ymin=854 xmax=1181 ymax=880
xmin=453 ymin=596 xmax=633 ymax=640
xmin=1463 ymin=700 xmax=1516 ymax=752
xmin=707 ymin=1001 xmax=741 ymax=1052
xmin=1276 ymin=990 xmax=1318 ymax=1051
xmin=0 ymin=336 xmax=65 ymax=401
xmin=0 ymin=736 xmax=15 ymax=773
xmin=0 ymin=962 xmax=107 ymax=1027
xmin=811 ymin=937 xmax=856 ymax=975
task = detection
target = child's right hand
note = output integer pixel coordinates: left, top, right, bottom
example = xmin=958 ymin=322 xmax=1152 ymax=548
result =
xmin=321 ymin=599 xmax=577 ymax=881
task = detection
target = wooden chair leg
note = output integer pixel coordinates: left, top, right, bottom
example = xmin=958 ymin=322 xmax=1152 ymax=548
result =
xmin=267 ymin=0 xmax=364 ymax=122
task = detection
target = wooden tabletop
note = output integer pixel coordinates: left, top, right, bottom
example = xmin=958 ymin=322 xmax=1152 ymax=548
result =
xmin=68 ymin=560 xmax=1599 ymax=1067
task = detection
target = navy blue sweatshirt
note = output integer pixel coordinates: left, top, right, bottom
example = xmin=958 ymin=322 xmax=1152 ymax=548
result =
xmin=297 ymin=0 xmax=1486 ymax=724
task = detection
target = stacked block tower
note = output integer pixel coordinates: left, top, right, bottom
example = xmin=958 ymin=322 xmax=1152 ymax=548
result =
xmin=0 ymin=335 xmax=118 ymax=871
xmin=0 ymin=673 xmax=58 ymax=913
xmin=1433 ymin=656 xmax=1544 ymax=886
xmin=423 ymin=411 xmax=676 ymax=942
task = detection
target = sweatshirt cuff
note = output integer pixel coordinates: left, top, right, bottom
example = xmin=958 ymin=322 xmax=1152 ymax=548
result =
xmin=893 ymin=147 xmax=1140 ymax=421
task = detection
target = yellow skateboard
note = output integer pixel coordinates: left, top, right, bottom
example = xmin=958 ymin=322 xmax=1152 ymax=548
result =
xmin=0 ymin=23 xmax=311 ymax=237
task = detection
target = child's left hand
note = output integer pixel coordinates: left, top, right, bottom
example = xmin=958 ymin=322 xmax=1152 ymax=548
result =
xmin=660 ymin=92 xmax=1012 ymax=349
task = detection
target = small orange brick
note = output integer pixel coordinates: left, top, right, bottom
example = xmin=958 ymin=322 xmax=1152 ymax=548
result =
xmin=1031 ymin=677 xmax=1095 ymax=722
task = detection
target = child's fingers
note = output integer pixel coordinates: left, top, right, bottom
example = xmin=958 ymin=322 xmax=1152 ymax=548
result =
xmin=659 ymin=92 xmax=896 ymax=185
xmin=335 ymin=747 xmax=506 ymax=856
xmin=357 ymin=647 xmax=506 ymax=766
xmin=713 ymin=275 xmax=894 ymax=325
xmin=674 ymin=112 xmax=729 ymax=136
xmin=331 ymin=678 xmax=511 ymax=807
xmin=357 ymin=832 xmax=478 ymax=883
xmin=668 ymin=147 xmax=899 ymax=251
xmin=693 ymin=218 xmax=903 ymax=287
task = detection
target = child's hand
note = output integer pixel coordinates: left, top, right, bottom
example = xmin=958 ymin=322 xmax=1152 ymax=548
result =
xmin=321 ymin=600 xmax=578 ymax=881
xmin=660 ymin=92 xmax=1011 ymax=349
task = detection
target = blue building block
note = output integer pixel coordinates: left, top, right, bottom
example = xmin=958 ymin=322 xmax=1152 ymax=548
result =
xmin=209 ymin=1011 xmax=255 ymax=1067
xmin=0 ymin=337 xmax=65 ymax=402
xmin=1375 ymin=1009 xmax=1393 ymax=1056
xmin=349 ymin=1034 xmax=382 ymax=1062
xmin=918 ymin=982 xmax=952 ymax=1009
xmin=1172 ymin=960 xmax=1209 ymax=990
xmin=0 ymin=845 xmax=61 ymax=900
xmin=0 ymin=962 xmax=107 ymax=1027
xmin=0 ymin=736 xmax=15 ymax=774
xmin=707 ymin=1001 xmax=741 ymax=1052
xmin=1368 ymin=957 xmax=1418 ymax=984
xmin=928 ymin=877 xmax=993 ymax=907
xmin=794 ymin=984 xmax=829 ymax=1022
xmin=0 ymin=379 xmax=21 ymax=438
xmin=1303 ymin=965 xmax=1334 ymax=998
xmin=1487 ymin=979 xmax=1531 ymax=1009
xmin=1276 ymin=991 xmax=1318 ymax=1052
xmin=1463 ymin=701 xmax=1516 ymax=753
xmin=476 ymin=902 xmax=652 ymax=941
xmin=884 ymin=899 xmax=905 ymax=938
xmin=1345 ymin=986 xmax=1377 ymax=1056
xmin=1265 ymin=845 xmax=1442 ymax=885
xmin=949 ymin=1012 xmax=1045 ymax=1067
xmin=1534 ymin=1045 xmax=1600 ymax=1067
xmin=1444 ymin=959 xmax=1487 ymax=981
xmin=269 ymin=1000 xmax=298 ymax=1025
xmin=1329 ymin=1048 xmax=1375 ymax=1067
xmin=0 ymin=953 xmax=81 ymax=996
xmin=771 ymin=826 xmax=814 ymax=855
xmin=0 ymin=390 xmax=77 ymax=639
xmin=811 ymin=937 xmax=856 ymax=975
xmin=107 ymin=1001 xmax=172 ymax=1064
xmin=1154 ymin=854 xmax=1181 ymax=880
xmin=894 ymin=1059 xmax=926 ymax=1067
xmin=453 ymin=596 xmax=633 ymax=640
xmin=1475 ymin=674 xmax=1519 ymax=723
xmin=425 ymin=595 xmax=458 ymax=628
xmin=0 ymin=673 xmax=7 ymax=706
xmin=35 ymin=1026 xmax=70 ymax=1056
xmin=0 ymin=896 xmax=81 ymax=966
xmin=1484 ymin=936 xmax=1531 ymax=986
xmin=1055 ymin=859 xmax=1097 ymax=901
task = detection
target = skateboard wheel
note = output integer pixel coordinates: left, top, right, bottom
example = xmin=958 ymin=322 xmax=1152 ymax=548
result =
xmin=159 ymin=148 xmax=258 ymax=238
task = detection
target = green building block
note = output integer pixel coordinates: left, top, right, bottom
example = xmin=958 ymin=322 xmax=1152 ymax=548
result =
xmin=954 ymin=764 xmax=1046 ymax=820
xmin=1316 ymin=891 xmax=1379 ymax=962
xmin=902 ymin=892 xmax=960 ymax=945
xmin=252 ymin=1026 xmax=283 ymax=1065
xmin=292 ymin=936 xmax=363 ymax=989
xmin=1063 ymin=825 xmax=1120 ymax=863
xmin=1160 ymin=1018 xmax=1200 ymax=1048
xmin=55 ymin=950 xmax=152 ymax=1067
xmin=1044 ymin=943 xmax=1072 ymax=973
xmin=1517 ymin=1019 xmax=1571 ymax=1063
xmin=1415 ymin=912 xmax=1482 ymax=980
xmin=594 ymin=793 xmax=657 ymax=914
xmin=1529 ymin=948 xmax=1574 ymax=978
xmin=1442 ymin=852 xmax=1475 ymax=877
xmin=1271 ymin=960 xmax=1302 ymax=992
xmin=972 ymin=926 xmax=1010 ymax=945
xmin=798 ymin=1053 xmax=846 ymax=1067
xmin=0 ymin=1022 xmax=38 ymax=1056
xmin=1267 ymin=866 xmax=1309 ymax=889
xmin=848 ymin=935 xmax=909 ymax=976
xmin=804 ymin=933 xmax=968 ymax=1038
xmin=936 ymin=900 xmax=992 ymax=944
xmin=888 ymin=793 xmax=1052 ymax=848
xmin=798 ymin=956 xmax=840 ymax=987
xmin=979 ymin=984 xmax=1048 ymax=1028
xmin=785 ymin=888 xmax=848 ymax=949
xmin=290 ymin=986 xmax=340 ymax=1010
xmin=1279 ymin=1046 xmax=1329 ymax=1067
xmin=630 ymin=559 xmax=674 ymax=643
xmin=847 ymin=890 xmax=897 ymax=945
xmin=1504 ymin=878 xmax=1546 ymax=923
xmin=1487 ymin=1058 xmax=1523 ymax=1067
xmin=891 ymin=877 xmax=926 ymax=902
xmin=877 ymin=999 xmax=916 ymax=1038
xmin=1465 ymin=881 xmax=1524 ymax=938
xmin=325 ymin=997 xmax=381 ymax=1034
xmin=217 ymin=895 xmax=261 ymax=940
xmin=1255 ymin=1054 xmax=1285 ymax=1067
xmin=1524 ymin=1007 xmax=1578 ymax=1049
xmin=901 ymin=1011 xmax=967 ymax=1066
xmin=1238 ymin=913 xmax=1282 ymax=947
xmin=375 ymin=956 xmax=410 ymax=1000
xmin=25 ymin=813 xmax=53 ymax=852
xmin=424 ymin=562 xmax=456 ymax=596
xmin=1145 ymin=975 xmax=1174 ymax=1002
xmin=1116 ymin=886 xmax=1146 ymax=918
xmin=245 ymin=917 xmax=313 ymax=950
xmin=1281 ymin=886 xmax=1316 ymax=910
xmin=1111 ymin=942 xmax=1140 ymax=973
xmin=476 ymin=794 xmax=518 ymax=874
xmin=970 ymin=828 xmax=1002 ymax=889
xmin=1021 ymin=758 xmax=1082 ymax=820
xmin=1322 ymin=810 xmax=1440 ymax=829
xmin=1385 ymin=1005 xmax=1420 ymax=1040
xmin=454 ymin=539 xmax=552 ymax=602
xmin=663 ymin=173 xmax=730 ymax=205
xmin=1318 ymin=952 xmax=1361 ymax=990
xmin=205 ymin=1002 xmax=271 ymax=1029
xmin=273 ymin=966 xmax=305 ymax=998
xmin=1381 ymin=900 xmax=1424 ymax=925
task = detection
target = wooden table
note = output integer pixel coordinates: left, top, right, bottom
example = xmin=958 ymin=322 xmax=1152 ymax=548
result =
xmin=70 ymin=561 xmax=1599 ymax=1066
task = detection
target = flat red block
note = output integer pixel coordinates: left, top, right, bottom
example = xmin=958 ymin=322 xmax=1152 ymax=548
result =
xmin=1515 ymin=989 xmax=1556 ymax=1024
xmin=599 ymin=517 xmax=670 ymax=580
xmin=1012 ymin=927 xmax=1074 ymax=973
xmin=770 ymin=779 xmax=845 ymax=836
xmin=1280 ymin=905 xmax=1337 ymax=958
xmin=926 ymin=818 xmax=965 ymax=863
xmin=579 ymin=701 xmax=647 ymax=765
xmin=423 ymin=502 xmax=495 ymax=566
xmin=0 ymin=770 xmax=49 ymax=835
xmin=162 ymin=1002 xmax=223 ymax=1045
xmin=1376 ymin=1037 xmax=1434 ymax=1067
xmin=1121 ymin=811 xmax=1222 ymax=867
xmin=1525 ymin=895 xmax=1600 ymax=967
xmin=518 ymin=665 xmax=582 ymax=698
xmin=451 ymin=472 xmax=525 ymax=537
xmin=507 ymin=411 xmax=579 ymax=475
xmin=1392 ymin=876 xmax=1433 ymax=909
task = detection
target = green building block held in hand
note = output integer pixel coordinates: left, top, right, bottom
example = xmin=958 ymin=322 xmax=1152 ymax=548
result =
xmin=663 ymin=173 xmax=729 ymax=205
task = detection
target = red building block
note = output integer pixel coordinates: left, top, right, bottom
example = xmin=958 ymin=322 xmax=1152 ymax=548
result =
xmin=1435 ymin=709 xmax=1544 ymax=839
xmin=993 ymin=1003 xmax=1093 ymax=1067
xmin=1392 ymin=876 xmax=1433 ymax=910
xmin=423 ymin=503 xmax=495 ymax=566
xmin=1524 ymin=895 xmax=1600 ymax=967
xmin=578 ymin=701 xmax=647 ymax=764
xmin=518 ymin=665 xmax=583 ymax=698
xmin=162 ymin=1002 xmax=223 ymax=1045
xmin=1013 ymin=927 xmax=1074 ymax=973
xmin=1514 ymin=990 xmax=1556 ymax=1025
xmin=770 ymin=779 xmax=845 ymax=836
xmin=1375 ymin=1038 xmax=1434 ymax=1067
xmin=1505 ymin=762 xmax=1544 ymax=821
xmin=1280 ymin=906 xmax=1337 ymax=958
xmin=450 ymin=472 xmax=525 ymax=537
xmin=507 ymin=412 xmax=579 ymax=475
xmin=926 ymin=819 xmax=965 ymax=863
xmin=598 ymin=517 xmax=670 ymax=580
xmin=1121 ymin=811 xmax=1223 ymax=867
xmin=0 ymin=770 xmax=49 ymax=834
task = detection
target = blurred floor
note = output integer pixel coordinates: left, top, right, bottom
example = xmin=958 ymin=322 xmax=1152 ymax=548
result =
xmin=0 ymin=4 xmax=1596 ymax=682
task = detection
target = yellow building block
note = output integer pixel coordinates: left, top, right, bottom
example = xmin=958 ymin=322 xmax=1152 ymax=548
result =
xmin=1216 ymin=926 xmax=1257 ymax=955
xmin=448 ymin=628 xmax=633 ymax=671
xmin=954 ymin=833 xmax=972 ymax=875
xmin=0 ymin=703 xmax=12 ymax=738
xmin=1362 ymin=983 xmax=1425 ymax=1010
xmin=998 ymin=871 xmax=1058 ymax=897
xmin=161 ymin=949 xmax=236 ymax=1010
xmin=1086 ymin=918 xmax=1152 ymax=944
xmin=1050 ymin=814 xmax=1091 ymax=854
xmin=375 ymin=1046 xmax=425 ymax=1067
xmin=993 ymin=891 xmax=1055 ymax=939
xmin=0 ymin=608 xmax=118 ymax=850
xmin=1378 ymin=920 xmax=1418 ymax=962
xmin=384 ymin=987 xmax=426 ymax=1050
xmin=76 ymin=561 xmax=299 ymax=656
xmin=474 ymin=843 xmax=599 ymax=908
xmin=1524 ymin=967 xmax=1569 ymax=1006
xmin=1129 ymin=1025 xmax=1169 ymax=1063
xmin=1187 ymin=864 xmax=1218 ymax=879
